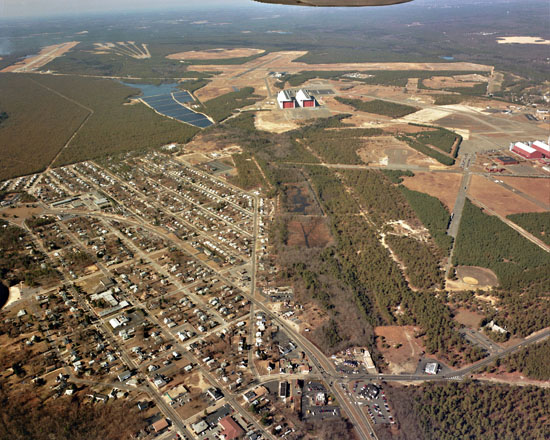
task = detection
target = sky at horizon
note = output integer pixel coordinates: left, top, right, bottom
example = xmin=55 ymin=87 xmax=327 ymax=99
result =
xmin=0 ymin=0 xmax=527 ymax=19
xmin=1 ymin=0 xmax=253 ymax=18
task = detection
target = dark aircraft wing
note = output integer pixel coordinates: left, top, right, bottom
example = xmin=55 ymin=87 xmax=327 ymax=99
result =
xmin=254 ymin=0 xmax=412 ymax=6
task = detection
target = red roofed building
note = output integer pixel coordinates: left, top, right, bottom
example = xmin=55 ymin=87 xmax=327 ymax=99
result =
xmin=219 ymin=416 xmax=244 ymax=440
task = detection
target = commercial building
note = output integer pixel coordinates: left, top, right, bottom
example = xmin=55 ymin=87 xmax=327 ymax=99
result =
xmin=510 ymin=142 xmax=543 ymax=159
xmin=219 ymin=416 xmax=244 ymax=440
xmin=425 ymin=362 xmax=439 ymax=375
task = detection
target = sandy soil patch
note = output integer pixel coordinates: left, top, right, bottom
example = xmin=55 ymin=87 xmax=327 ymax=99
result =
xmin=287 ymin=216 xmax=333 ymax=248
xmin=497 ymin=36 xmax=550 ymax=45
xmin=423 ymin=76 xmax=483 ymax=90
xmin=375 ymin=326 xmax=424 ymax=374
xmin=402 ymin=172 xmax=462 ymax=210
xmin=475 ymin=371 xmax=550 ymax=388
xmin=500 ymin=177 xmax=550 ymax=206
xmin=255 ymin=110 xmax=301 ymax=133
xmin=357 ymin=135 xmax=432 ymax=167
xmin=454 ymin=308 xmax=484 ymax=328
xmin=0 ymin=206 xmax=44 ymax=226
xmin=1 ymin=41 xmax=79 ymax=73
xmin=4 ymin=286 xmax=21 ymax=308
xmin=469 ymin=175 xmax=546 ymax=216
xmin=167 ymin=48 xmax=265 ymax=60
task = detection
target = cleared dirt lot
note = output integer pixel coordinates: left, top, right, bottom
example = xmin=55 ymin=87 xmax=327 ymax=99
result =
xmin=453 ymin=308 xmax=484 ymax=329
xmin=500 ymin=177 xmax=550 ymax=206
xmin=422 ymin=76 xmax=485 ymax=90
xmin=356 ymin=136 xmax=434 ymax=167
xmin=167 ymin=48 xmax=265 ymax=60
xmin=402 ymin=172 xmax=462 ymax=210
xmin=468 ymin=175 xmax=546 ymax=216
xmin=375 ymin=326 xmax=424 ymax=374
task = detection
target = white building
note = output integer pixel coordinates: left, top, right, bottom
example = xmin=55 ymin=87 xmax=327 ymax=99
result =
xmin=296 ymin=89 xmax=316 ymax=108
xmin=277 ymin=90 xmax=295 ymax=109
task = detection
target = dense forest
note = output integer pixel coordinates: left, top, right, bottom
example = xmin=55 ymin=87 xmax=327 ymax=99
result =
xmin=406 ymin=124 xmax=462 ymax=155
xmin=507 ymin=212 xmax=550 ymax=245
xmin=0 ymin=74 xmax=200 ymax=180
xmin=399 ymin=186 xmax=453 ymax=252
xmin=383 ymin=382 xmax=550 ymax=440
xmin=453 ymin=199 xmax=550 ymax=336
xmin=0 ymin=388 xmax=146 ymax=440
xmin=203 ymin=87 xmax=262 ymax=122
xmin=335 ymin=97 xmax=418 ymax=118
xmin=396 ymin=134 xmax=455 ymax=166
xmin=502 ymin=339 xmax=550 ymax=380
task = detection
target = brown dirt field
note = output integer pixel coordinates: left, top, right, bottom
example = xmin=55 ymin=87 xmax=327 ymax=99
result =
xmin=453 ymin=308 xmax=484 ymax=328
xmin=402 ymin=172 xmax=462 ymax=210
xmin=0 ymin=206 xmax=44 ymax=226
xmin=357 ymin=135 xmax=434 ymax=167
xmin=500 ymin=177 xmax=550 ymax=206
xmin=475 ymin=371 xmax=550 ymax=388
xmin=469 ymin=175 xmax=546 ymax=216
xmin=1 ymin=42 xmax=79 ymax=73
xmin=375 ymin=326 xmax=424 ymax=374
xmin=255 ymin=110 xmax=301 ymax=133
xmin=167 ymin=48 xmax=265 ymax=60
xmin=286 ymin=216 xmax=333 ymax=248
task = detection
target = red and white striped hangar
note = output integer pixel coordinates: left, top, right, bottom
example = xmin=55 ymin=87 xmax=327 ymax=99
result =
xmin=532 ymin=141 xmax=550 ymax=158
xmin=277 ymin=90 xmax=295 ymax=109
xmin=510 ymin=142 xmax=543 ymax=159
xmin=296 ymin=89 xmax=316 ymax=108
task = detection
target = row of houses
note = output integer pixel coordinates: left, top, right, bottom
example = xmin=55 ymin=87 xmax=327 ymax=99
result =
xmin=509 ymin=140 xmax=550 ymax=159
xmin=277 ymin=89 xmax=317 ymax=109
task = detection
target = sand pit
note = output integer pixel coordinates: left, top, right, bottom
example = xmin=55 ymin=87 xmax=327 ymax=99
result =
xmin=462 ymin=277 xmax=478 ymax=285
xmin=500 ymin=177 xmax=550 ymax=206
xmin=375 ymin=326 xmax=424 ymax=374
xmin=469 ymin=175 xmax=546 ymax=216
xmin=402 ymin=172 xmax=463 ymax=210
xmin=423 ymin=76 xmax=485 ymax=90
xmin=497 ymin=36 xmax=550 ymax=45
xmin=167 ymin=48 xmax=265 ymax=60
xmin=255 ymin=110 xmax=301 ymax=133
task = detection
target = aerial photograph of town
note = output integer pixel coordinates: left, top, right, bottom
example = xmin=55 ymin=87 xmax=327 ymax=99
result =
xmin=0 ymin=0 xmax=548 ymax=439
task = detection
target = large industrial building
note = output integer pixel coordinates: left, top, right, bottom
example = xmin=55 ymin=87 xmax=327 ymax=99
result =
xmin=277 ymin=90 xmax=295 ymax=109
xmin=277 ymin=89 xmax=317 ymax=109
xmin=532 ymin=140 xmax=550 ymax=157
xmin=510 ymin=142 xmax=543 ymax=159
